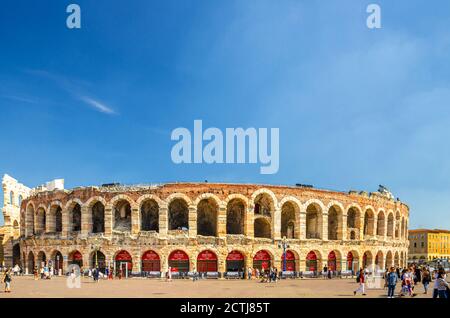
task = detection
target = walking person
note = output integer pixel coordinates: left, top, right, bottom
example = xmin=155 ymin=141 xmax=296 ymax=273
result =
xmin=433 ymin=268 xmax=446 ymax=298
xmin=3 ymin=268 xmax=12 ymax=293
xmin=421 ymin=267 xmax=431 ymax=295
xmin=436 ymin=272 xmax=449 ymax=299
xmin=353 ymin=268 xmax=367 ymax=296
xmin=386 ymin=267 xmax=398 ymax=298
xmin=167 ymin=266 xmax=172 ymax=282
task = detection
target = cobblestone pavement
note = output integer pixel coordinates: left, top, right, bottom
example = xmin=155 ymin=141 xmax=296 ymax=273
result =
xmin=0 ymin=276 xmax=443 ymax=298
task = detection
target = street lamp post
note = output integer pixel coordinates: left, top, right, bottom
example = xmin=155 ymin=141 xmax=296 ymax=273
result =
xmin=278 ymin=236 xmax=290 ymax=272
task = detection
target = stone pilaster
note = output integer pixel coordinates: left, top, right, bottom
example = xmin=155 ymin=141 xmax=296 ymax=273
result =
xmin=81 ymin=206 xmax=90 ymax=237
xmin=61 ymin=208 xmax=69 ymax=238
xmin=131 ymin=207 xmax=139 ymax=235
xmin=217 ymin=205 xmax=227 ymax=238
xmin=245 ymin=206 xmax=254 ymax=238
xmin=273 ymin=207 xmax=281 ymax=240
xmin=322 ymin=213 xmax=328 ymax=241
xmin=299 ymin=210 xmax=306 ymax=240
xmin=188 ymin=205 xmax=197 ymax=238
xmin=341 ymin=214 xmax=347 ymax=241
xmin=104 ymin=207 xmax=113 ymax=237
xmin=158 ymin=206 xmax=168 ymax=238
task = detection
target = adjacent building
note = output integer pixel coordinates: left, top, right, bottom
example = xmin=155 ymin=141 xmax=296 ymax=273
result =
xmin=408 ymin=229 xmax=450 ymax=263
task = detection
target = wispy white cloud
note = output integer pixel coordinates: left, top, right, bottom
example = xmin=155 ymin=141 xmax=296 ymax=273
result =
xmin=78 ymin=96 xmax=117 ymax=115
xmin=1 ymin=95 xmax=38 ymax=104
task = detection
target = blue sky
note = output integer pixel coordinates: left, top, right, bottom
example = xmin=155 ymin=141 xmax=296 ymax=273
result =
xmin=1 ymin=0 xmax=450 ymax=229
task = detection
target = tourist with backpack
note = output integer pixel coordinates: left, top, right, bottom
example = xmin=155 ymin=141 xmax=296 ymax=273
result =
xmin=353 ymin=268 xmax=367 ymax=296
xmin=386 ymin=267 xmax=398 ymax=298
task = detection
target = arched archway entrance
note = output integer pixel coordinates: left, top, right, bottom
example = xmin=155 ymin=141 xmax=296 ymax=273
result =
xmin=327 ymin=251 xmax=337 ymax=271
xmin=69 ymin=251 xmax=83 ymax=268
xmin=12 ymin=243 xmax=20 ymax=266
xmin=27 ymin=251 xmax=35 ymax=273
xmin=253 ymin=250 xmax=272 ymax=271
xmin=91 ymin=251 xmax=106 ymax=273
xmin=142 ymin=250 xmax=161 ymax=272
xmin=51 ymin=251 xmax=64 ymax=274
xmin=115 ymin=250 xmax=132 ymax=277
xmin=197 ymin=250 xmax=218 ymax=273
xmin=37 ymin=251 xmax=46 ymax=268
xmin=281 ymin=250 xmax=296 ymax=272
xmin=363 ymin=251 xmax=373 ymax=269
xmin=306 ymin=251 xmax=318 ymax=271
xmin=226 ymin=250 xmax=245 ymax=272
xmin=168 ymin=250 xmax=190 ymax=273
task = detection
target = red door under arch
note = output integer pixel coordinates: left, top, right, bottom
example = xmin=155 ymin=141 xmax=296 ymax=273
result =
xmin=327 ymin=251 xmax=337 ymax=271
xmin=281 ymin=250 xmax=296 ymax=271
xmin=306 ymin=251 xmax=318 ymax=271
xmin=226 ymin=250 xmax=245 ymax=272
xmin=347 ymin=252 xmax=353 ymax=271
xmin=141 ymin=250 xmax=161 ymax=272
xmin=115 ymin=250 xmax=132 ymax=275
xmin=253 ymin=250 xmax=271 ymax=271
xmin=168 ymin=250 xmax=190 ymax=273
xmin=197 ymin=250 xmax=218 ymax=272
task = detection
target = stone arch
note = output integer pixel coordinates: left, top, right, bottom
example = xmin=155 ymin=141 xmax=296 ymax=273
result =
xmin=328 ymin=204 xmax=343 ymax=240
xmin=346 ymin=205 xmax=361 ymax=240
xmin=375 ymin=250 xmax=384 ymax=268
xmin=165 ymin=193 xmax=192 ymax=206
xmin=68 ymin=250 xmax=83 ymax=267
xmin=50 ymin=250 xmax=64 ymax=273
xmin=363 ymin=207 xmax=375 ymax=237
xmin=253 ymin=192 xmax=275 ymax=217
xmin=136 ymin=194 xmax=165 ymax=208
xmin=26 ymin=202 xmax=35 ymax=236
xmin=376 ymin=210 xmax=386 ymax=237
xmin=27 ymin=251 xmax=35 ymax=273
xmin=250 ymin=188 xmax=278 ymax=209
xmin=387 ymin=212 xmax=394 ymax=238
xmin=168 ymin=197 xmax=189 ymax=231
xmin=193 ymin=193 xmax=223 ymax=208
xmin=37 ymin=251 xmax=47 ymax=268
xmin=67 ymin=200 xmax=82 ymax=232
xmin=362 ymin=250 xmax=373 ymax=269
xmin=110 ymin=195 xmax=134 ymax=232
xmin=35 ymin=205 xmax=46 ymax=235
xmin=306 ymin=202 xmax=323 ymax=239
xmin=281 ymin=200 xmax=299 ymax=239
xmin=254 ymin=217 xmax=271 ymax=238
xmin=197 ymin=197 xmax=218 ymax=236
xmin=385 ymin=250 xmax=393 ymax=268
xmin=395 ymin=210 xmax=401 ymax=239
xmin=91 ymin=250 xmax=107 ymax=272
xmin=226 ymin=197 xmax=246 ymax=235
xmin=400 ymin=217 xmax=405 ymax=240
xmin=90 ymin=200 xmax=105 ymax=234
xmin=280 ymin=249 xmax=300 ymax=272
xmin=305 ymin=250 xmax=322 ymax=272
xmin=327 ymin=249 xmax=343 ymax=271
xmin=140 ymin=198 xmax=159 ymax=232
xmin=394 ymin=251 xmax=400 ymax=266
xmin=48 ymin=202 xmax=63 ymax=233
xmin=346 ymin=250 xmax=360 ymax=272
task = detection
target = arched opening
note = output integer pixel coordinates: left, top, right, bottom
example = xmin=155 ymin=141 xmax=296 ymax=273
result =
xmin=226 ymin=250 xmax=245 ymax=272
xmin=347 ymin=207 xmax=360 ymax=240
xmin=375 ymin=251 xmax=384 ymax=269
xmin=141 ymin=250 xmax=161 ymax=272
xmin=328 ymin=205 xmax=342 ymax=240
xmin=197 ymin=198 xmax=218 ymax=237
xmin=306 ymin=204 xmax=322 ymax=239
xmin=364 ymin=209 xmax=375 ymax=237
xmin=281 ymin=202 xmax=296 ymax=239
xmin=387 ymin=213 xmax=394 ymax=238
xmin=327 ymin=251 xmax=337 ymax=271
xmin=168 ymin=250 xmax=190 ymax=273
xmin=376 ymin=211 xmax=385 ymax=237
xmin=347 ymin=251 xmax=359 ymax=272
xmin=113 ymin=200 xmax=132 ymax=232
xmin=168 ymin=199 xmax=189 ymax=231
xmin=27 ymin=251 xmax=35 ymax=273
xmin=12 ymin=243 xmax=21 ymax=266
xmin=91 ymin=251 xmax=106 ymax=273
xmin=226 ymin=199 xmax=245 ymax=235
xmin=394 ymin=252 xmax=399 ymax=266
xmin=92 ymin=202 xmax=105 ymax=233
xmin=69 ymin=250 xmax=83 ymax=268
xmin=18 ymin=195 xmax=23 ymax=207
xmin=253 ymin=250 xmax=272 ymax=271
xmin=52 ymin=206 xmax=62 ymax=233
xmin=254 ymin=218 xmax=271 ymax=238
xmin=140 ymin=200 xmax=159 ymax=232
xmin=197 ymin=250 xmax=218 ymax=273
xmin=115 ymin=250 xmax=132 ymax=276
xmin=281 ymin=250 xmax=296 ymax=271
xmin=9 ymin=191 xmax=14 ymax=205
xmin=51 ymin=251 xmax=63 ymax=274
xmin=253 ymin=193 xmax=273 ymax=217
xmin=26 ymin=205 xmax=35 ymax=236
xmin=401 ymin=217 xmax=405 ymax=239
xmin=70 ymin=203 xmax=82 ymax=232
xmin=386 ymin=251 xmax=393 ymax=268
xmin=362 ymin=251 xmax=373 ymax=269
xmin=306 ymin=251 xmax=318 ymax=271
xmin=35 ymin=208 xmax=46 ymax=234
xmin=37 ymin=251 xmax=47 ymax=268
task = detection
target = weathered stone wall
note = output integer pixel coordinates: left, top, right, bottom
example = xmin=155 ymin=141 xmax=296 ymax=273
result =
xmin=18 ymin=183 xmax=409 ymax=274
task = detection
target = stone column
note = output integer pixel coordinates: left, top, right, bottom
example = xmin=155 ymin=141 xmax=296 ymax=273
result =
xmin=322 ymin=212 xmax=328 ymax=241
xmin=159 ymin=206 xmax=168 ymax=238
xmin=104 ymin=206 xmax=113 ymax=237
xmin=342 ymin=214 xmax=347 ymax=241
xmin=132 ymin=253 xmax=140 ymax=275
xmin=62 ymin=207 xmax=69 ymax=238
xmin=299 ymin=257 xmax=306 ymax=272
xmin=245 ymin=206 xmax=254 ymax=238
xmin=190 ymin=256 xmax=197 ymax=272
xmin=131 ymin=206 xmax=139 ymax=235
xmin=81 ymin=206 xmax=90 ymax=237
xmin=299 ymin=210 xmax=306 ymax=240
xmin=217 ymin=205 xmax=227 ymax=238
xmin=218 ymin=253 xmax=226 ymax=276
xmin=359 ymin=216 xmax=364 ymax=240
xmin=273 ymin=207 xmax=281 ymax=240
xmin=188 ymin=205 xmax=197 ymax=238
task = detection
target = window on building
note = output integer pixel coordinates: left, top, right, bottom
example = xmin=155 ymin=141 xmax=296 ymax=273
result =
xmin=9 ymin=191 xmax=14 ymax=205
xmin=18 ymin=195 xmax=23 ymax=207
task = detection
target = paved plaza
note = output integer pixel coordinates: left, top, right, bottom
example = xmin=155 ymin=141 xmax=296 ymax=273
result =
xmin=0 ymin=275 xmax=443 ymax=298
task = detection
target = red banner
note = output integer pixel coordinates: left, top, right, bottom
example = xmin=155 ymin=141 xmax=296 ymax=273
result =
xmin=115 ymin=250 xmax=132 ymax=261
xmin=197 ymin=250 xmax=217 ymax=261
xmin=226 ymin=250 xmax=244 ymax=261
xmin=328 ymin=251 xmax=336 ymax=260
xmin=142 ymin=250 xmax=160 ymax=261
xmin=282 ymin=250 xmax=295 ymax=261
xmin=72 ymin=251 xmax=82 ymax=261
xmin=253 ymin=250 xmax=271 ymax=261
xmin=169 ymin=250 xmax=189 ymax=261
xmin=306 ymin=251 xmax=317 ymax=261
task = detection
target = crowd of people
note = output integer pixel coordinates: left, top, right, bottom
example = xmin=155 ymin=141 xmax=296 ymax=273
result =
xmin=353 ymin=263 xmax=449 ymax=299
